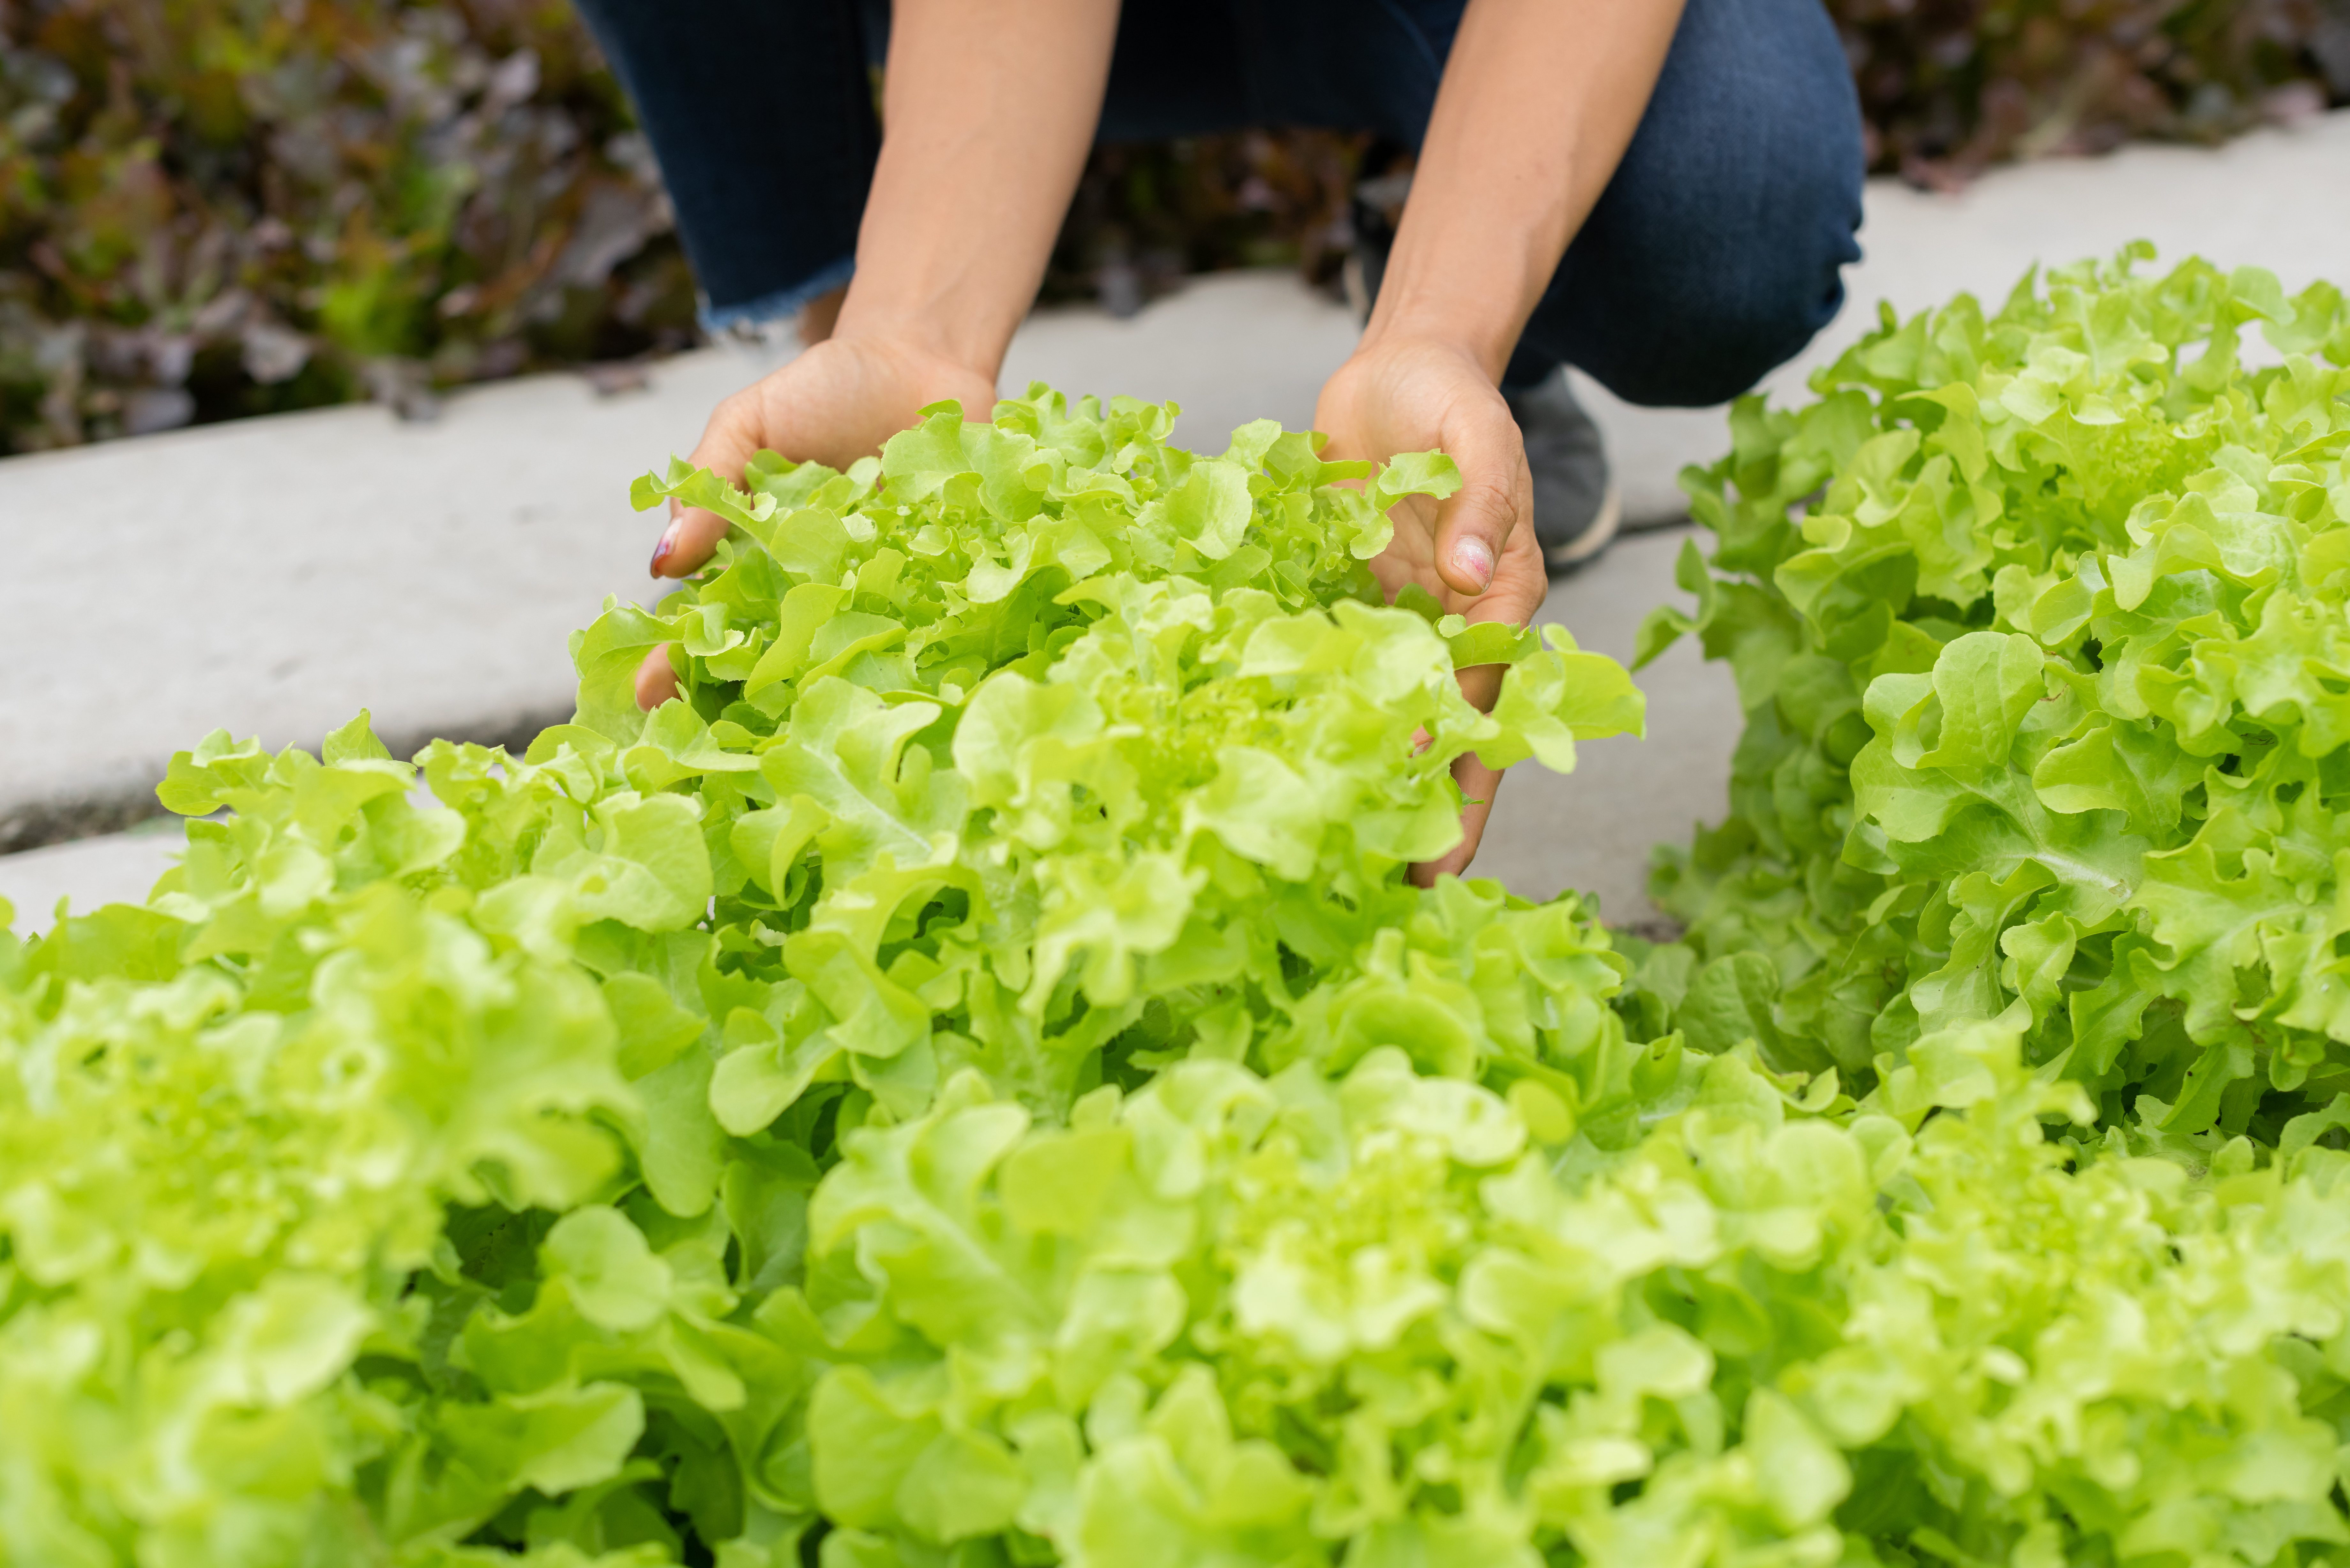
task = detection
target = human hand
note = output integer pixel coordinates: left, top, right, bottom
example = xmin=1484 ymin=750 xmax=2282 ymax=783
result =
xmin=1313 ymin=334 xmax=1547 ymax=887
xmin=634 ymin=331 xmax=997 ymax=708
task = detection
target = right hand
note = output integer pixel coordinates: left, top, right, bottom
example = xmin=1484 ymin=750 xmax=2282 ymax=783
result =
xmin=1313 ymin=332 xmax=1546 ymax=887
xmin=635 ymin=331 xmax=997 ymax=709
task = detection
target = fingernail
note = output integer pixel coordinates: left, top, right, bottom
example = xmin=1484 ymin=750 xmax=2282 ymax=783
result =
xmin=649 ymin=519 xmax=680 ymax=577
xmin=1452 ymin=536 xmax=1494 ymax=591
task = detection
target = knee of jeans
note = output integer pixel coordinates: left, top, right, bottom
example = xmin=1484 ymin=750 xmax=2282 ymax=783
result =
xmin=1574 ymin=215 xmax=1856 ymax=409
xmin=1649 ymin=274 xmax=1845 ymax=406
xmin=1571 ymin=100 xmax=1864 ymax=404
xmin=1572 ymin=0 xmax=1866 ymax=406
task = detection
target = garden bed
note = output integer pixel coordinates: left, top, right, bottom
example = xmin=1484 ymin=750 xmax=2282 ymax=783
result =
xmin=8 ymin=246 xmax=2350 ymax=1565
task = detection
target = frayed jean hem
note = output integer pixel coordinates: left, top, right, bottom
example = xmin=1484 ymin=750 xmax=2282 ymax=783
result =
xmin=698 ymin=256 xmax=857 ymax=337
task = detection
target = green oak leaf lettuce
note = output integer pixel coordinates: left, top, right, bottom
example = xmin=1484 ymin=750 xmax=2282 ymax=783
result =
xmin=572 ymin=386 xmax=1648 ymax=1147
xmin=0 ymin=390 xmax=1645 ymax=1565
xmin=24 ymin=341 xmax=2350 ymax=1568
xmin=1640 ymin=248 xmax=2350 ymax=1135
xmin=782 ymin=1026 xmax=2350 ymax=1566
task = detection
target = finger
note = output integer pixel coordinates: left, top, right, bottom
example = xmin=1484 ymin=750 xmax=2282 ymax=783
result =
xmin=653 ymin=393 xmax=764 ymax=579
xmin=1411 ymin=754 xmax=1504 ymax=887
xmin=1454 ymin=662 xmax=1504 ymax=716
xmin=1474 ymin=504 xmax=1550 ymax=627
xmin=634 ymin=644 xmax=681 ymax=711
xmin=651 ymin=502 xmax=732 ymax=580
xmin=1432 ymin=402 xmax=1531 ymax=599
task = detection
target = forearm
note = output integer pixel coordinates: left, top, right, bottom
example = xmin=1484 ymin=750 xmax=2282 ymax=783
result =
xmin=833 ymin=0 xmax=1119 ymax=377
xmin=1364 ymin=0 xmax=1684 ymax=380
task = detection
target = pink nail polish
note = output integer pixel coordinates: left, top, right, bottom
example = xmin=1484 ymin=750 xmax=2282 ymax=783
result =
xmin=1454 ymin=536 xmax=1494 ymax=590
xmin=649 ymin=520 xmax=679 ymax=576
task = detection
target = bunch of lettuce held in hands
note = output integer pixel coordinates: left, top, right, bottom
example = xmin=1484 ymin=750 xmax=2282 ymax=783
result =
xmin=568 ymin=388 xmax=1647 ymax=1141
xmin=1641 ymin=246 xmax=2350 ymax=1149
xmin=0 ymin=388 xmax=1648 ymax=1565
xmin=15 ymin=359 xmax=2350 ymax=1568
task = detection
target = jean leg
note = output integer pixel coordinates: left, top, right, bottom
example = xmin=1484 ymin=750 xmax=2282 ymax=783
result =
xmin=1505 ymin=0 xmax=1865 ymax=404
xmin=571 ymin=0 xmax=877 ymax=331
xmin=1096 ymin=3 xmax=1256 ymax=141
xmin=1077 ymin=0 xmax=1449 ymax=143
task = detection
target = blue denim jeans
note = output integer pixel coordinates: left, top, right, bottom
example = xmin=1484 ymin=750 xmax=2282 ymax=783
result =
xmin=572 ymin=0 xmax=1864 ymax=407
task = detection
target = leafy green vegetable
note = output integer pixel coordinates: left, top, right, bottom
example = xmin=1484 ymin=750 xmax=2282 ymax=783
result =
xmin=0 ymin=391 xmax=1641 ymax=1563
xmin=21 ymin=332 xmax=2350 ymax=1568
xmin=791 ymin=1025 xmax=2350 ymax=1567
xmin=0 ymin=719 xmax=663 ymax=1564
xmin=577 ymin=387 xmax=1645 ymax=1149
xmin=1641 ymin=246 xmax=2350 ymax=1137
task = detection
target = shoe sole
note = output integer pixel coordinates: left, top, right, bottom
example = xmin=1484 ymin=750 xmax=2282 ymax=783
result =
xmin=1542 ymin=483 xmax=1622 ymax=577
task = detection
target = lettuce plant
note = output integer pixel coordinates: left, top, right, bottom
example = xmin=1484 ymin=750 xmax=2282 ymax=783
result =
xmin=559 ymin=388 xmax=1646 ymax=1164
xmin=0 ymin=391 xmax=1642 ymax=1563
xmin=1641 ymin=247 xmax=2350 ymax=1141
xmin=13 ymin=352 xmax=2350 ymax=1567
xmin=1 ymin=716 xmax=668 ymax=1565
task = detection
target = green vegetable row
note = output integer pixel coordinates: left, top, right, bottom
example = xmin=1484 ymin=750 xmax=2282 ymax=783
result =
xmin=9 ymin=254 xmax=2350 ymax=1567
xmin=1642 ymin=245 xmax=2350 ymax=1145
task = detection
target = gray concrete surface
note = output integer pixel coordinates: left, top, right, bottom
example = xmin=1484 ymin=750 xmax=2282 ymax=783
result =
xmin=5 ymin=109 xmax=2347 ymax=926
xmin=0 ymin=818 xmax=186 ymax=932
xmin=1001 ymin=273 xmax=1361 ymax=450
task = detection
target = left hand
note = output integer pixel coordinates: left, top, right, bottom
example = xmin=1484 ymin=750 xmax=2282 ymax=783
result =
xmin=1313 ymin=333 xmax=1547 ymax=887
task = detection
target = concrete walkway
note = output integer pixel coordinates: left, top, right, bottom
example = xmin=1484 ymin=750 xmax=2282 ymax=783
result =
xmin=6 ymin=110 xmax=2348 ymax=932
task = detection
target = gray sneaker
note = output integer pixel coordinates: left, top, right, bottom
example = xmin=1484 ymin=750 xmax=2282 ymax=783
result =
xmin=1505 ymin=369 xmax=1621 ymax=576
